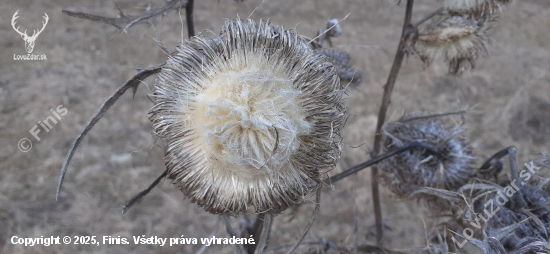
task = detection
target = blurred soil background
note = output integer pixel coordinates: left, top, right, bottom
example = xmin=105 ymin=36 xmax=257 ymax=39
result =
xmin=0 ymin=0 xmax=549 ymax=253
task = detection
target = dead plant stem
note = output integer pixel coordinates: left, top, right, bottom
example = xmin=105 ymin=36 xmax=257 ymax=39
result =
xmin=371 ymin=0 xmax=414 ymax=244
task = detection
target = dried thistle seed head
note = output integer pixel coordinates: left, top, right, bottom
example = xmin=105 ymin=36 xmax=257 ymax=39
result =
xmin=445 ymin=0 xmax=510 ymax=17
xmin=483 ymin=154 xmax=550 ymax=244
xmin=314 ymin=49 xmax=362 ymax=85
xmin=417 ymin=15 xmax=494 ymax=75
xmin=148 ymin=19 xmax=345 ymax=215
xmin=436 ymin=154 xmax=550 ymax=252
xmin=424 ymin=154 xmax=550 ymax=253
xmin=378 ymin=113 xmax=476 ymax=209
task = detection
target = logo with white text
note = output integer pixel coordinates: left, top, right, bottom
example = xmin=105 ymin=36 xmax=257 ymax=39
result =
xmin=11 ymin=10 xmax=48 ymax=60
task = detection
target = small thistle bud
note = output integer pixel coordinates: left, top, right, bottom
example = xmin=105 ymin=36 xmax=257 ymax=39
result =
xmin=148 ymin=19 xmax=345 ymax=214
xmin=417 ymin=15 xmax=494 ymax=75
xmin=326 ymin=19 xmax=342 ymax=37
xmin=378 ymin=113 xmax=476 ymax=208
xmin=445 ymin=0 xmax=510 ymax=17
xmin=314 ymin=49 xmax=362 ymax=85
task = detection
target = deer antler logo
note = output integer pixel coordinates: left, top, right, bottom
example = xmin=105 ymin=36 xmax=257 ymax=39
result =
xmin=12 ymin=10 xmax=49 ymax=54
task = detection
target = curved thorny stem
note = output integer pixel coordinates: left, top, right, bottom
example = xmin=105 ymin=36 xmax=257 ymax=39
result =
xmin=56 ymin=65 xmax=163 ymax=200
xmin=57 ymin=0 xmax=198 ymax=199
xmin=62 ymin=0 xmax=192 ymax=37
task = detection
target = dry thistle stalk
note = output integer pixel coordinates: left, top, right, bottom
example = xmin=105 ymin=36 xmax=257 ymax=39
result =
xmin=149 ymin=18 xmax=345 ymax=215
xmin=378 ymin=113 xmax=476 ymax=210
xmin=416 ymin=14 xmax=494 ymax=74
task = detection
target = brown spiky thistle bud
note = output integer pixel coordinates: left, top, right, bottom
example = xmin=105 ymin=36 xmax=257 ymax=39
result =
xmin=417 ymin=15 xmax=494 ymax=75
xmin=314 ymin=49 xmax=362 ymax=85
xmin=148 ymin=19 xmax=345 ymax=215
xmin=445 ymin=0 xmax=510 ymax=17
xmin=378 ymin=113 xmax=476 ymax=209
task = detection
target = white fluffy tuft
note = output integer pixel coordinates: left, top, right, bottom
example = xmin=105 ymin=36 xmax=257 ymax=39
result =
xmin=149 ymin=18 xmax=345 ymax=214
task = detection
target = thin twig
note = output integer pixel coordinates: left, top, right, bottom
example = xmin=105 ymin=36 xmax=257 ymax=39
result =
xmin=412 ymin=7 xmax=444 ymax=27
xmin=196 ymin=216 xmax=222 ymax=254
xmin=308 ymin=13 xmax=350 ymax=44
xmin=370 ymin=0 xmax=415 ymax=244
xmin=122 ymin=169 xmax=168 ymax=214
xmin=57 ymin=64 xmax=163 ymax=200
xmin=148 ymin=35 xmax=171 ymax=55
xmin=254 ymin=214 xmax=273 ymax=254
xmin=247 ymin=213 xmax=265 ymax=254
xmin=507 ymin=147 xmax=527 ymax=210
xmin=479 ymin=146 xmax=514 ymax=170
xmin=477 ymin=146 xmax=527 ymax=209
xmin=223 ymin=215 xmax=246 ymax=254
xmin=353 ymin=197 xmax=358 ymax=253
xmin=286 ymin=188 xmax=322 ymax=254
xmin=398 ymin=110 xmax=467 ymax=124
xmin=185 ymin=0 xmax=195 ymax=38
xmin=327 ymin=141 xmax=439 ymax=184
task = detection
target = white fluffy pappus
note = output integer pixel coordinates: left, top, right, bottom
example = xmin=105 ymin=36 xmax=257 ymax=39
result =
xmin=148 ymin=19 xmax=346 ymax=214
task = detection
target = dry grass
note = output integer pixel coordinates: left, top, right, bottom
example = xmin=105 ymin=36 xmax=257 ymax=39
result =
xmin=1 ymin=0 xmax=549 ymax=253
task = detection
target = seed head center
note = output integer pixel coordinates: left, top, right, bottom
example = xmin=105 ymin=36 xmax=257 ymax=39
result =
xmin=189 ymin=67 xmax=310 ymax=173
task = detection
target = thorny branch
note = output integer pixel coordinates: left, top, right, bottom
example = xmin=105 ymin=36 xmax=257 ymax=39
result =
xmin=56 ymin=64 xmax=163 ymax=200
xmin=62 ymin=0 xmax=193 ymax=37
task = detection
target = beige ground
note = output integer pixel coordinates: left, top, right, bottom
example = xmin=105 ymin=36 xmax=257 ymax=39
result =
xmin=1 ymin=0 xmax=549 ymax=253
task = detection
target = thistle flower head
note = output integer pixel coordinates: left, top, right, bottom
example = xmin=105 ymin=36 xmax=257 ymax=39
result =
xmin=148 ymin=19 xmax=345 ymax=214
xmin=417 ymin=15 xmax=493 ymax=75
xmin=378 ymin=113 xmax=476 ymax=209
